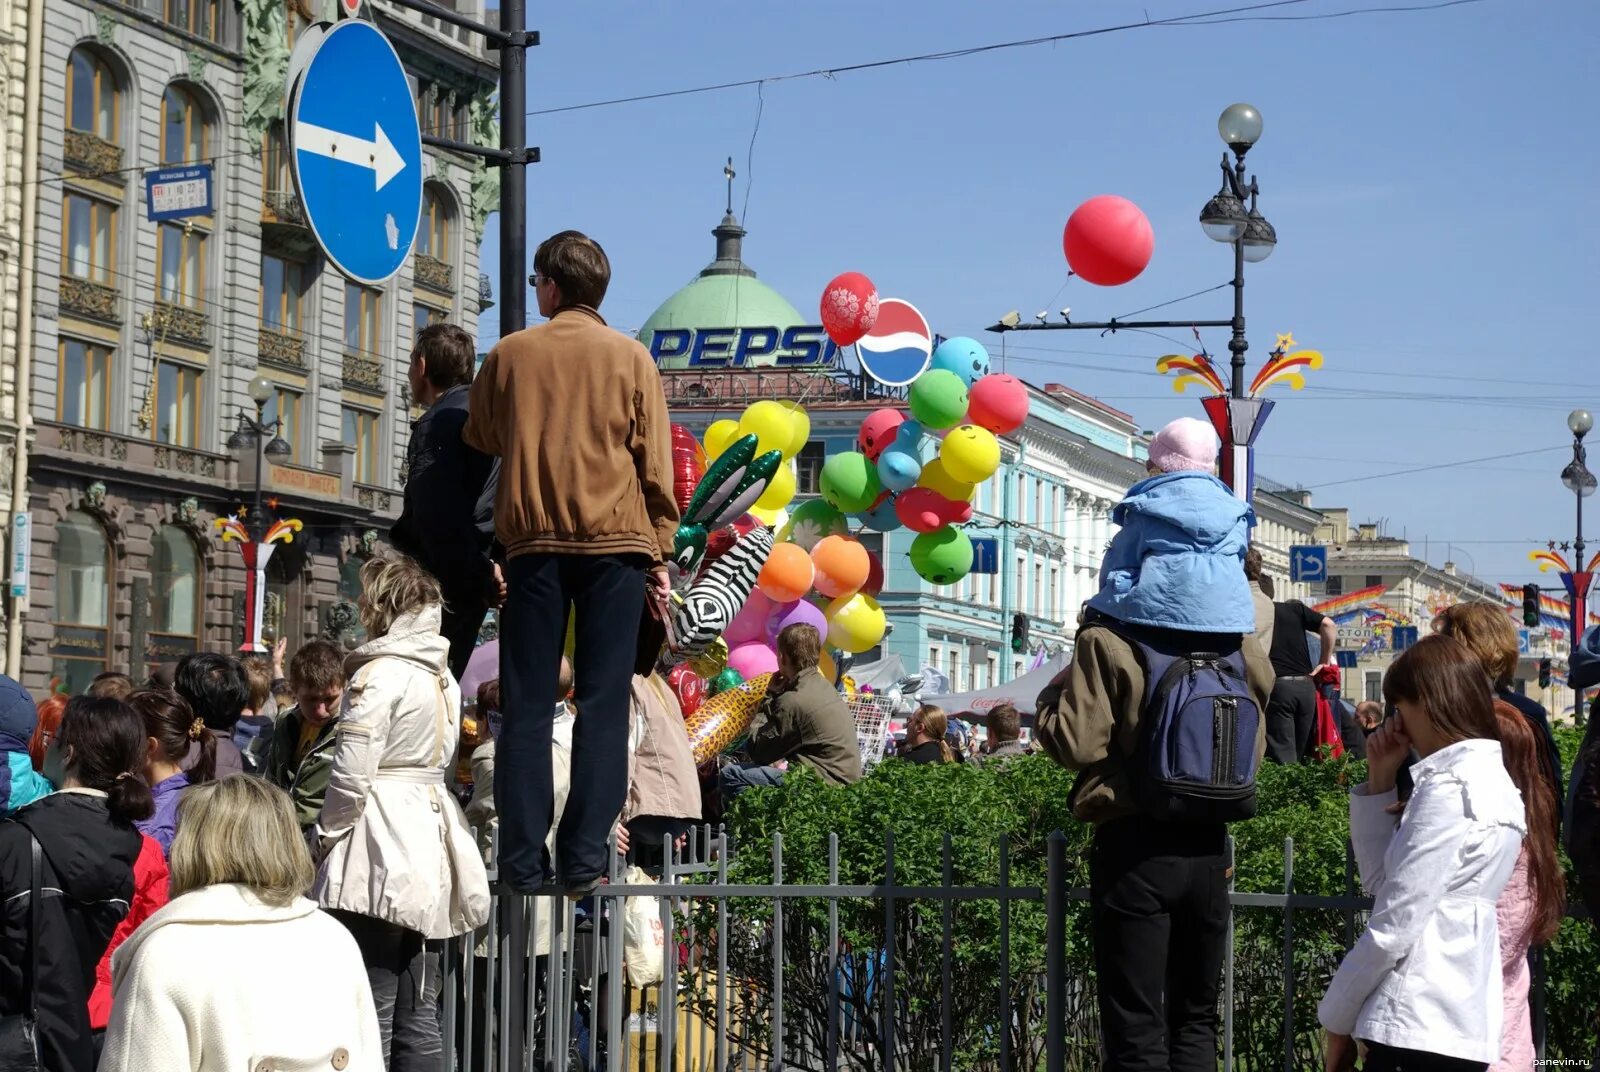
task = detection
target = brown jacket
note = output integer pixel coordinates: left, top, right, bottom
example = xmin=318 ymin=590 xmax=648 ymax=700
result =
xmin=747 ymin=668 xmax=862 ymax=786
xmin=1034 ymin=625 xmax=1273 ymax=825
xmin=463 ymin=307 xmax=679 ymax=561
xmin=624 ymin=674 xmax=702 ymax=823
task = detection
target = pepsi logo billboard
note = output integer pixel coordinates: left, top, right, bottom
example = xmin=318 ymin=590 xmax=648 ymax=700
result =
xmin=649 ymin=325 xmax=842 ymax=369
xmin=856 ymin=298 xmax=933 ymax=387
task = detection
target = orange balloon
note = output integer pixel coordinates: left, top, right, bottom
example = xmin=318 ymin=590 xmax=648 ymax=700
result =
xmin=812 ymin=535 xmax=870 ymax=599
xmin=757 ymin=542 xmax=815 ymax=603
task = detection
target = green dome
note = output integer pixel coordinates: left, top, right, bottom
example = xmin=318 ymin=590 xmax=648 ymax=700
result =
xmin=638 ymin=212 xmax=808 ymax=370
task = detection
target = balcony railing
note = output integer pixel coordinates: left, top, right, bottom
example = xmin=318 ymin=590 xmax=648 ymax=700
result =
xmin=660 ymin=369 xmax=909 ymax=407
xmin=262 ymin=189 xmax=307 ymax=227
xmin=258 ymin=326 xmax=306 ymax=370
xmin=153 ymin=301 xmax=210 ymax=348
xmin=341 ymin=352 xmax=383 ymax=394
xmin=413 ymin=253 xmax=454 ymax=294
xmin=59 ymin=277 xmax=122 ymax=325
xmin=62 ymin=130 xmax=124 ymax=182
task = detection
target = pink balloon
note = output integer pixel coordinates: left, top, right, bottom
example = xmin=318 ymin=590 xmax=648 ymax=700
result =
xmin=1063 ymin=195 xmax=1154 ymax=287
xmin=723 ymin=590 xmax=775 ymax=646
xmin=727 ymin=641 xmax=780 ymax=679
xmin=766 ymin=598 xmax=828 ymax=646
xmin=967 ymin=374 xmax=1029 ymax=436
xmin=820 ymin=272 xmax=880 ymax=346
xmin=895 ymin=488 xmax=972 ymax=533
xmin=858 ymin=408 xmax=906 ymax=462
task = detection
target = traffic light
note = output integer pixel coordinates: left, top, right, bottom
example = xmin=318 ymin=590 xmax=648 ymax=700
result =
xmin=1538 ymin=657 xmax=1553 ymax=689
xmin=1523 ymin=583 xmax=1541 ymax=628
xmin=1010 ymin=612 xmax=1029 ymax=654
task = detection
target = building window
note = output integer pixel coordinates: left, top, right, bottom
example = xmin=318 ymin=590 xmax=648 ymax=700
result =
xmin=262 ymin=386 xmax=301 ymax=462
xmin=1015 ymin=475 xmax=1026 ymax=522
xmin=160 ymin=85 xmax=207 ymax=165
xmin=1326 ymin=576 xmax=1344 ymax=596
xmin=262 ymin=122 xmax=290 ymax=196
xmin=66 ymin=47 xmax=117 ymax=141
xmin=151 ymin=526 xmax=200 ymax=638
xmin=1049 ymin=564 xmax=1059 ymax=619
xmin=62 ymin=193 xmax=116 ymax=284
xmin=1051 ymin=485 xmax=1061 ymax=525
xmin=1364 ymin=672 xmax=1382 ymax=703
xmin=1034 ymin=483 xmax=1043 ymax=528
xmin=1365 ymin=575 xmax=1382 ymax=589
xmin=165 ymin=0 xmax=221 ymax=42
xmin=342 ymin=407 xmax=378 ymax=484
xmin=419 ymin=187 xmax=450 ymax=260
xmin=155 ymin=360 xmax=202 ymax=446
xmin=57 ymin=339 xmax=111 ymax=429
xmin=157 ymin=222 xmax=206 ymax=308
xmin=1033 ymin=561 xmax=1043 ymax=618
xmin=927 ymin=646 xmax=940 ymax=671
xmin=54 ymin=510 xmax=111 ymax=692
xmin=986 ymin=654 xmax=998 ymax=689
xmin=261 ymin=254 xmax=305 ymax=333
xmin=796 ymin=441 xmax=825 ymax=495
xmin=413 ymin=303 xmax=447 ymax=336
xmin=344 ymin=283 xmax=381 ymax=354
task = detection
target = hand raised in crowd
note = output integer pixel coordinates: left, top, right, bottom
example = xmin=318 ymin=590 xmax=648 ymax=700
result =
xmin=1364 ymin=706 xmax=1412 ymax=795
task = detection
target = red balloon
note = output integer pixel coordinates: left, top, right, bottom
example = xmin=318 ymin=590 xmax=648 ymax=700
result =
xmin=1063 ymin=195 xmax=1154 ymax=287
xmin=895 ymin=488 xmax=972 ymax=533
xmin=858 ymin=408 xmax=905 ymax=462
xmin=861 ymin=551 xmax=885 ymax=597
xmin=668 ymin=665 xmax=706 ymax=718
xmin=967 ymin=374 xmax=1029 ymax=436
xmin=704 ymin=513 xmax=761 ymax=564
xmin=819 ymin=272 xmax=880 ymax=346
xmin=670 ymin=424 xmax=708 ymax=514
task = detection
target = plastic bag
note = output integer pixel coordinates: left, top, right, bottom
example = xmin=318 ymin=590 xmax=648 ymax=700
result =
xmin=622 ymin=866 xmax=666 ymax=987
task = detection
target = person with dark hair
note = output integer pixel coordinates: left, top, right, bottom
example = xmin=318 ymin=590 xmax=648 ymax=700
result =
xmin=1264 ymin=593 xmax=1338 ymax=765
xmin=0 ymin=695 xmax=152 ymax=1072
xmin=146 ymin=663 xmax=176 ymax=691
xmin=2 ymin=674 xmax=53 ymax=814
xmin=391 ymin=321 xmax=503 ymax=680
xmin=1242 ymin=545 xmax=1276 ymax=654
xmin=130 ymin=689 xmax=212 ymax=855
xmin=174 ymin=653 xmax=247 ymax=779
xmin=980 ymin=704 xmax=1026 ymax=763
xmin=1318 ymin=635 xmax=1526 ymax=1072
xmin=267 ymin=640 xmax=348 ymax=830
xmin=87 ymin=672 xmax=135 ymax=701
xmin=464 ymin=229 xmax=679 ymax=895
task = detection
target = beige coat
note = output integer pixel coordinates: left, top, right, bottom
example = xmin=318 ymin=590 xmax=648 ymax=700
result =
xmin=313 ymin=605 xmax=491 ymax=939
xmin=624 ymin=674 xmax=702 ymax=824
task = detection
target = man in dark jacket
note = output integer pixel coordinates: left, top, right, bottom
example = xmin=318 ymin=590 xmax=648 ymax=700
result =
xmin=265 ymin=640 xmax=346 ymax=830
xmin=390 ymin=322 xmax=502 ymax=680
xmin=722 ymin=624 xmax=862 ymax=793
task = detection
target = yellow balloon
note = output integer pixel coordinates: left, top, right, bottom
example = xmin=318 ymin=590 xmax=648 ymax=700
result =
xmin=917 ymin=457 xmax=977 ymax=503
xmin=755 ymin=461 xmax=796 ymax=511
xmin=737 ymin=400 xmax=794 ymax=458
xmin=819 ymin=649 xmax=838 ymax=685
xmin=939 ymin=424 xmax=1001 ymax=483
xmin=748 ymin=503 xmax=789 ymax=528
xmin=705 ymin=419 xmax=741 ymax=459
xmin=782 ymin=403 xmax=811 ymax=460
xmin=825 ymin=593 xmax=886 ymax=654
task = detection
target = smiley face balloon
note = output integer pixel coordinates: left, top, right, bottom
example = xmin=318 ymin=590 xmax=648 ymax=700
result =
xmin=929 ymin=337 xmax=991 ymax=388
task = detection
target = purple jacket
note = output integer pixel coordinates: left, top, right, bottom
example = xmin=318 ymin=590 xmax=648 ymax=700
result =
xmin=135 ymin=771 xmax=190 ymax=854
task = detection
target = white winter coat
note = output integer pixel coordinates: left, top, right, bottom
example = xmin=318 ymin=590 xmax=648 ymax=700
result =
xmin=313 ymin=604 xmax=491 ymax=939
xmin=98 ymin=883 xmax=383 ymax=1072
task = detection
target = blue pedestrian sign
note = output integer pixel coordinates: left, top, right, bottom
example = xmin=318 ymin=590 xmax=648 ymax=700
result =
xmin=970 ymin=537 xmax=999 ymax=575
xmin=289 ymin=19 xmax=422 ymax=286
xmin=1289 ymin=545 xmax=1327 ymax=584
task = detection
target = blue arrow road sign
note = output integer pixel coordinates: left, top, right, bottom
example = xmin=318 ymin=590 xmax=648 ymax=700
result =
xmin=289 ymin=19 xmax=422 ymax=285
xmin=970 ymin=537 xmax=999 ymax=575
xmin=1289 ymin=545 xmax=1327 ymax=583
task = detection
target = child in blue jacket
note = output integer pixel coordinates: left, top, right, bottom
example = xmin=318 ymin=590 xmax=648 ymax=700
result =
xmin=1086 ymin=417 xmax=1255 ymax=633
xmin=0 ymin=674 xmax=54 ymax=814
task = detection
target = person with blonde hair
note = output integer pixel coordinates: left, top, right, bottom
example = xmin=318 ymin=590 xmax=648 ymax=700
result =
xmin=99 ymin=775 xmax=382 ymax=1072
xmin=313 ymin=553 xmax=490 ymax=1069
xmin=901 ymin=704 xmax=957 ymax=764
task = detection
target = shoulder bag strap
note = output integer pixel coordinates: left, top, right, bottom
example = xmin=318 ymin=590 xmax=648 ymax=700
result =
xmin=26 ymin=832 xmax=40 ymax=1024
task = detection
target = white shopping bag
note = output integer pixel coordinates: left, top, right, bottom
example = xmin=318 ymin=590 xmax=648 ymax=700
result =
xmin=622 ymin=865 xmax=667 ymax=987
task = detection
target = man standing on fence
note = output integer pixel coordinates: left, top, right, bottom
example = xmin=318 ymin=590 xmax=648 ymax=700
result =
xmin=1033 ymin=417 xmax=1273 ymax=1071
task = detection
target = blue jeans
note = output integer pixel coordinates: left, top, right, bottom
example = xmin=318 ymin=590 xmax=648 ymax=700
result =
xmin=720 ymin=762 xmax=785 ymax=797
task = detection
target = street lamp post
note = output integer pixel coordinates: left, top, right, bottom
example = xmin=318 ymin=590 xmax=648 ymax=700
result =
xmin=226 ymin=376 xmax=292 ymax=651
xmin=1562 ymin=408 xmax=1595 ymax=726
xmin=987 ymin=103 xmax=1278 ymax=500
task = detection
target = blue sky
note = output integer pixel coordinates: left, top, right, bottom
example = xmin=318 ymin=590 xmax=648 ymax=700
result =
xmin=475 ymin=0 xmax=1600 ymax=586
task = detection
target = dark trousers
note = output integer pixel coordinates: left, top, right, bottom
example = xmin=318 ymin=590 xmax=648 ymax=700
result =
xmin=497 ymin=552 xmax=647 ymax=891
xmin=720 ymin=762 xmax=786 ymax=797
xmin=1265 ymin=676 xmax=1318 ymax=764
xmin=441 ymin=599 xmax=489 ymax=683
xmin=1090 ymin=815 xmax=1229 ymax=1072
xmin=330 ymin=910 xmax=444 ymax=1072
xmin=1360 ymin=1042 xmax=1487 ymax=1071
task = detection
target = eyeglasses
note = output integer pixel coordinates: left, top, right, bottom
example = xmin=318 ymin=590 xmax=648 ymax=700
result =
xmin=528 ymin=272 xmax=550 ymax=287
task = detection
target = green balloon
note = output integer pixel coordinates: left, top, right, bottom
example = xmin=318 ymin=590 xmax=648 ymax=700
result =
xmin=778 ymin=498 xmax=849 ymax=551
xmin=819 ymin=451 xmax=882 ymax=514
xmin=709 ymin=666 xmax=745 ymax=696
xmin=910 ymin=526 xmax=975 ymax=586
xmin=908 ymin=370 xmax=970 ymax=431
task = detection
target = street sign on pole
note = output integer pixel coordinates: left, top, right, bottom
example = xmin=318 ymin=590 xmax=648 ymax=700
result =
xmin=970 ymin=536 xmax=999 ymax=575
xmin=289 ymin=19 xmax=423 ymax=286
xmin=10 ymin=513 xmax=28 ymax=599
xmin=1289 ymin=544 xmax=1327 ymax=584
xmin=144 ymin=164 xmax=213 ymax=221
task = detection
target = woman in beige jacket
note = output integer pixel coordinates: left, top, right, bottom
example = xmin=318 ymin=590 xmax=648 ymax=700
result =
xmin=313 ymin=554 xmax=490 ymax=1071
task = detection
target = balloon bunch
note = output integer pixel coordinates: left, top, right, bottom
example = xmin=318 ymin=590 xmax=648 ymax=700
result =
xmin=700 ymin=399 xmax=811 ymax=527
xmin=815 ymin=337 xmax=1028 ymax=587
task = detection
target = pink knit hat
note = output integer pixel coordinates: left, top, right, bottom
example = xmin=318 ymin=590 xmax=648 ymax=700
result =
xmin=1147 ymin=417 xmax=1219 ymax=473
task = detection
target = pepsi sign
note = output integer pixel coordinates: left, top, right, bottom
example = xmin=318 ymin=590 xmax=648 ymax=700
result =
xmin=650 ymin=325 xmax=841 ymax=368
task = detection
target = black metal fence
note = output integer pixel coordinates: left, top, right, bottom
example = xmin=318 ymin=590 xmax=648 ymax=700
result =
xmin=441 ymin=827 xmax=1592 ymax=1072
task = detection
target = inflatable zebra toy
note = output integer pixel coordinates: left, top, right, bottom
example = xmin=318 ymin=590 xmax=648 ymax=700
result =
xmin=668 ymin=434 xmax=783 ymax=586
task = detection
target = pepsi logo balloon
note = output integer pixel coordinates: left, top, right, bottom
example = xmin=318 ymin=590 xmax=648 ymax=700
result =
xmin=819 ymin=272 xmax=880 ymax=347
xmin=1063 ymin=195 xmax=1155 ymax=287
xmin=929 ymin=337 xmax=991 ymax=388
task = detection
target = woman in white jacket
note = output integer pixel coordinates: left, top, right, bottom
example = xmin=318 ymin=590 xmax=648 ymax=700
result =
xmin=314 ymin=553 xmax=491 ymax=1071
xmin=1318 ymin=635 xmax=1526 ymax=1072
xmin=99 ymin=775 xmax=383 ymax=1072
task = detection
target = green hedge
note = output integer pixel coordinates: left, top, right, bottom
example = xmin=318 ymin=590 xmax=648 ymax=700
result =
xmin=696 ymin=730 xmax=1597 ymax=1070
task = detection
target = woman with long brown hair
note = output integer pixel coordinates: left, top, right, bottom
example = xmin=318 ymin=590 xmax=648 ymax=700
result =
xmin=1489 ymin=700 xmax=1566 ymax=1072
xmin=1318 ymin=635 xmax=1526 ymax=1072
xmin=901 ymin=704 xmax=957 ymax=764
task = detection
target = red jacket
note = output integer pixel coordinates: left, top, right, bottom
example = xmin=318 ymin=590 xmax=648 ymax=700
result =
xmin=88 ymin=833 xmax=168 ymax=1029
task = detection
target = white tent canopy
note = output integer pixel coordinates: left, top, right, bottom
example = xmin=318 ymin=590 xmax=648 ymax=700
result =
xmin=922 ymin=652 xmax=1070 ymax=727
